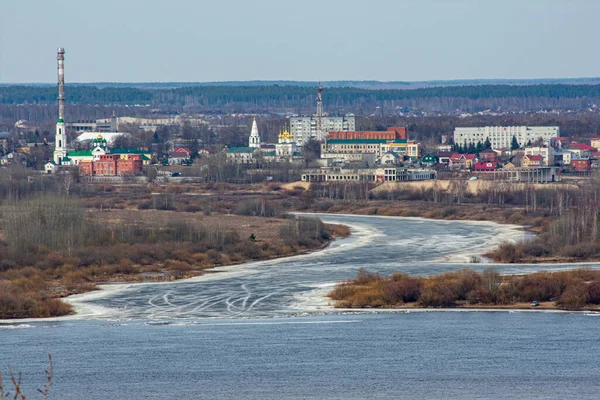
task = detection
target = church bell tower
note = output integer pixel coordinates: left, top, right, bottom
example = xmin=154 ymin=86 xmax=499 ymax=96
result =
xmin=249 ymin=117 xmax=261 ymax=149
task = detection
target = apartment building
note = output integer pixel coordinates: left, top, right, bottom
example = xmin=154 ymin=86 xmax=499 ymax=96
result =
xmin=290 ymin=115 xmax=355 ymax=145
xmin=454 ymin=126 xmax=560 ymax=149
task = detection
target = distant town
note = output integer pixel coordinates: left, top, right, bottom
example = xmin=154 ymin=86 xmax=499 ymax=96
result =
xmin=0 ymin=49 xmax=598 ymax=187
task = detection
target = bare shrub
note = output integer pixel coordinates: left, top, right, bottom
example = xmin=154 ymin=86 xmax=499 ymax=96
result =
xmin=467 ymin=286 xmax=496 ymax=304
xmin=558 ymin=283 xmax=588 ymax=310
xmin=353 ymin=268 xmax=381 ymax=285
xmin=586 ymin=281 xmax=600 ymax=304
xmin=382 ymin=274 xmax=422 ymax=304
xmin=419 ymin=281 xmax=456 ymax=307
xmin=440 ymin=207 xmax=457 ymax=218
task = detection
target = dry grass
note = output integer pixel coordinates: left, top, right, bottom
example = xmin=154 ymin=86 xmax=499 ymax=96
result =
xmin=371 ymin=180 xmax=579 ymax=195
xmin=0 ymin=203 xmax=340 ymax=319
xmin=329 ymin=268 xmax=600 ymax=311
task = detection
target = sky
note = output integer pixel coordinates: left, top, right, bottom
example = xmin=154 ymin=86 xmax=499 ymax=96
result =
xmin=1 ymin=0 xmax=599 ymax=83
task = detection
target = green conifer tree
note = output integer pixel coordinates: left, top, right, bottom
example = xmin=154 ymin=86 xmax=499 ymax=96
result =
xmin=511 ymin=136 xmax=520 ymax=150
xmin=483 ymin=137 xmax=492 ymax=150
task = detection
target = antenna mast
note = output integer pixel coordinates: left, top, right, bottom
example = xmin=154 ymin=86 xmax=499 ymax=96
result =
xmin=316 ymin=84 xmax=324 ymax=141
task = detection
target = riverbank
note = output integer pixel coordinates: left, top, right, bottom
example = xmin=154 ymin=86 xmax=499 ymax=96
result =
xmin=0 ymin=206 xmax=347 ymax=319
xmin=303 ymin=200 xmax=600 ymax=263
xmin=329 ymin=267 xmax=600 ymax=311
xmin=304 ymin=198 xmax=546 ymax=233
xmin=296 ymin=179 xmax=600 ymax=263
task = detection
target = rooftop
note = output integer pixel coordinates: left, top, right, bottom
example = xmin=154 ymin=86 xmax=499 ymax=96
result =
xmin=569 ymin=143 xmax=597 ymax=151
xmin=327 ymin=139 xmax=407 ymax=144
xmin=228 ymin=147 xmax=254 ymax=153
xmin=525 ymin=154 xmax=544 ymax=161
xmin=67 ymin=150 xmax=92 ymax=157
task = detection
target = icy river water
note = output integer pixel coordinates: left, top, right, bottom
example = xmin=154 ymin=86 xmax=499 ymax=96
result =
xmin=2 ymin=214 xmax=600 ymax=399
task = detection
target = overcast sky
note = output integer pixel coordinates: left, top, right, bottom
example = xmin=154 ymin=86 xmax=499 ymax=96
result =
xmin=1 ymin=0 xmax=599 ymax=83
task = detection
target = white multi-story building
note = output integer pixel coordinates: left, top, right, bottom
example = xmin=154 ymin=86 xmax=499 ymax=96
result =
xmin=290 ymin=115 xmax=355 ymax=146
xmin=453 ymin=126 xmax=560 ymax=149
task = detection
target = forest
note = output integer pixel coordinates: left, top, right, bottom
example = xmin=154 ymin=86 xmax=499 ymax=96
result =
xmin=2 ymin=83 xmax=600 ymax=114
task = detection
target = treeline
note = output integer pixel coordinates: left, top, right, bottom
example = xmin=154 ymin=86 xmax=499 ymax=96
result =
xmin=304 ymin=178 xmax=600 ymax=262
xmin=329 ymin=268 xmax=600 ymax=311
xmin=486 ymin=184 xmax=600 ymax=262
xmin=2 ymin=84 xmax=600 ymax=113
xmin=311 ymin=180 xmax=580 ymax=213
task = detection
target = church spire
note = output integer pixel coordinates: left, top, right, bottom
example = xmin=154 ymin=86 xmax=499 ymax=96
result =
xmin=249 ymin=117 xmax=261 ymax=149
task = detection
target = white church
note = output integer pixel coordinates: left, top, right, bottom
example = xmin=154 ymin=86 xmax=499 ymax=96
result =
xmin=226 ymin=118 xmax=302 ymax=164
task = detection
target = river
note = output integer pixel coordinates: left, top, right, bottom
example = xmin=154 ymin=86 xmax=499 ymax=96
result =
xmin=2 ymin=214 xmax=600 ymax=399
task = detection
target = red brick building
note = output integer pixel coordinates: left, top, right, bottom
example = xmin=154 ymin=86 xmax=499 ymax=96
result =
xmin=78 ymin=160 xmax=94 ymax=175
xmin=328 ymin=127 xmax=407 ymax=141
xmin=78 ymin=154 xmax=143 ymax=176
xmin=116 ymin=154 xmax=143 ymax=175
xmin=94 ymin=155 xmax=119 ymax=176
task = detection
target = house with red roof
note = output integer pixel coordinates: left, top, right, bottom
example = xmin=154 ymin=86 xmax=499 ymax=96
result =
xmin=524 ymin=146 xmax=553 ymax=167
xmin=521 ymin=154 xmax=543 ymax=168
xmin=168 ymin=150 xmax=191 ymax=165
xmin=449 ymin=153 xmax=476 ymax=169
xmin=173 ymin=147 xmax=192 ymax=157
xmin=568 ymin=142 xmax=596 ymax=160
xmin=464 ymin=154 xmax=476 ymax=169
xmin=570 ymin=142 xmax=597 ymax=151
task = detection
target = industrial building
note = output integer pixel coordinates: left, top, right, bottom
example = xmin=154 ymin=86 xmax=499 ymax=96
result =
xmin=453 ymin=126 xmax=560 ymax=149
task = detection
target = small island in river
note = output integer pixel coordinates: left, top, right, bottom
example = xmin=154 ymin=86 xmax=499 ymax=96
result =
xmin=329 ymin=267 xmax=600 ymax=311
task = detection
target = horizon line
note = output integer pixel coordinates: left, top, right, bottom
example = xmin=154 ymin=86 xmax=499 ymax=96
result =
xmin=2 ymin=77 xmax=600 ymax=86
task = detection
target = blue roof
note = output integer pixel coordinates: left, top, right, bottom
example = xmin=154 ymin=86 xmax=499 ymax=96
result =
xmin=0 ymin=132 xmax=10 ymax=138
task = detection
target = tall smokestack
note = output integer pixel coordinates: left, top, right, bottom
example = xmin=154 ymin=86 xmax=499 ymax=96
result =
xmin=57 ymin=48 xmax=65 ymax=121
xmin=53 ymin=48 xmax=67 ymax=165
